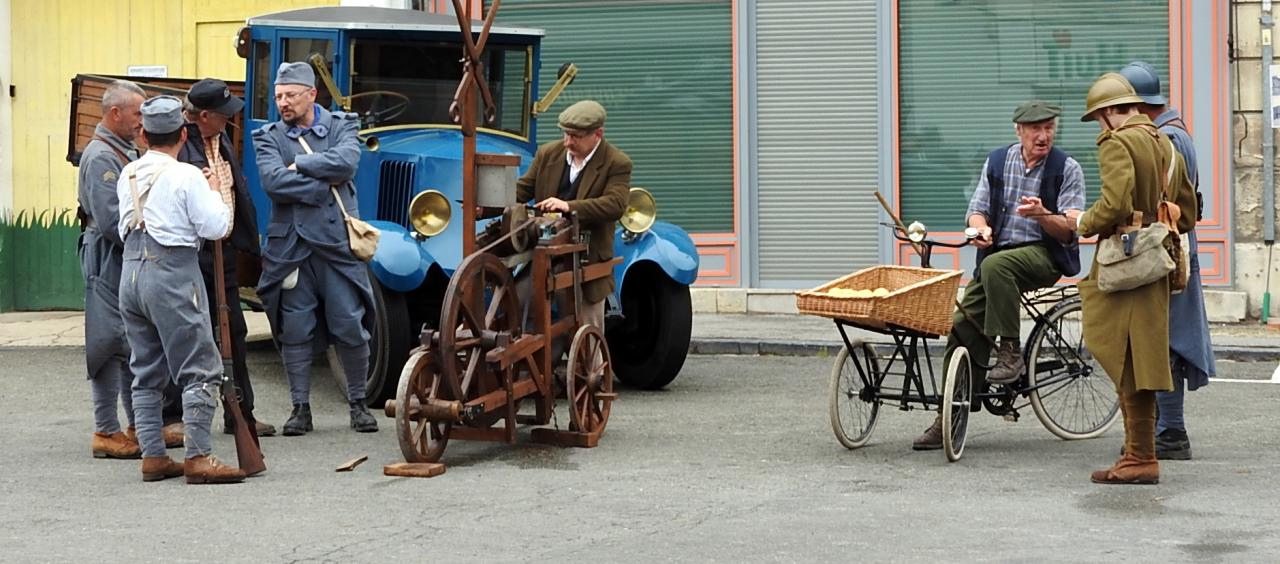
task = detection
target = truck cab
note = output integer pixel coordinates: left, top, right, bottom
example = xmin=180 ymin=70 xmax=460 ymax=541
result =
xmin=156 ymin=6 xmax=699 ymax=403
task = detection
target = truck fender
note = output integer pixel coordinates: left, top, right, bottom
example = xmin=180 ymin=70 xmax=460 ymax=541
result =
xmin=367 ymin=220 xmax=436 ymax=293
xmin=612 ymin=220 xmax=699 ymax=298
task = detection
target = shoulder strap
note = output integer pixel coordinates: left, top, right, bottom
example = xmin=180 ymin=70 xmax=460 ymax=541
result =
xmin=1163 ymin=137 xmax=1177 ymax=200
xmin=297 ymin=134 xmax=352 ymax=220
xmin=127 ymin=162 xmax=180 ymax=231
xmin=93 ymin=135 xmax=131 ymax=166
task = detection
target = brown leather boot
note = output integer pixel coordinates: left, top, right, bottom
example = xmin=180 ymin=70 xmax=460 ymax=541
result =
xmin=911 ymin=415 xmax=944 ymax=451
xmin=92 ymin=432 xmax=141 ymax=459
xmin=141 ymin=456 xmax=185 ymax=482
xmin=162 ymin=422 xmax=185 ymax=448
xmin=986 ymin=339 xmax=1025 ymax=385
xmin=184 ymin=455 xmax=246 ymax=484
xmin=125 ymin=426 xmax=137 ymax=442
xmin=1090 ymin=453 xmax=1159 ymax=485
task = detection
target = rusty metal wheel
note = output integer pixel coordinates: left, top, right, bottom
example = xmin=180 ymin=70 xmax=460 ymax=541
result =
xmin=395 ymin=349 xmax=450 ymax=463
xmin=565 ymin=324 xmax=613 ymax=434
xmin=438 ymin=252 xmax=521 ymax=411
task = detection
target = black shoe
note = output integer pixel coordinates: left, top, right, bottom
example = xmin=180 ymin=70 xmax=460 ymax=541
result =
xmin=1155 ymin=428 xmax=1192 ymax=460
xmin=283 ymin=403 xmax=313 ymax=436
xmin=349 ymin=402 xmax=378 ymax=433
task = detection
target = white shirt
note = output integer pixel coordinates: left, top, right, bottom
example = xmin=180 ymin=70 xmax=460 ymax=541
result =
xmin=565 ymin=142 xmax=599 ymax=185
xmin=117 ymin=150 xmax=231 ymax=247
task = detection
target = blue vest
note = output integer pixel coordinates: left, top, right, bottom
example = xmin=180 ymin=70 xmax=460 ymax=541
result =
xmin=977 ymin=145 xmax=1081 ymax=277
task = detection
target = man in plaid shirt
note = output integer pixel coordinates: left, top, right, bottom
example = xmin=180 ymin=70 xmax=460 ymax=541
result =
xmin=914 ymin=101 xmax=1085 ymax=451
xmin=172 ymin=78 xmax=274 ymax=439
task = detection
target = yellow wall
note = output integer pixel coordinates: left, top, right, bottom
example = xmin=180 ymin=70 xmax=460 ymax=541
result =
xmin=10 ymin=0 xmax=337 ymax=212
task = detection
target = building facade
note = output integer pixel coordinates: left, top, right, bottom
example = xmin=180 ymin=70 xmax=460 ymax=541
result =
xmin=2 ymin=0 xmax=1272 ymax=320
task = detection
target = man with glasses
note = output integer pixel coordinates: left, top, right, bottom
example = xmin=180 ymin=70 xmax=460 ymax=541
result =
xmin=252 ymin=62 xmax=379 ymax=436
xmin=512 ymin=100 xmax=630 ymax=354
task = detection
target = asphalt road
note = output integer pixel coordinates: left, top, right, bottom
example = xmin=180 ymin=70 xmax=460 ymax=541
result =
xmin=1 ymin=348 xmax=1277 ymax=563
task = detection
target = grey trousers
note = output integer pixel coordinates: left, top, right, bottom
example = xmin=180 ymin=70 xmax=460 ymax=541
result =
xmin=119 ymin=233 xmax=223 ymax=459
xmin=277 ymin=253 xmax=370 ymax=405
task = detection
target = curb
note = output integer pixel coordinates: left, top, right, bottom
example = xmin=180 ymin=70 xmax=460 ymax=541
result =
xmin=690 ymin=338 xmax=1280 ymax=362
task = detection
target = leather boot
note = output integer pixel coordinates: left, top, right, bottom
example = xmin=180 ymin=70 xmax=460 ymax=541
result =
xmin=92 ymin=432 xmax=141 ymax=459
xmin=125 ymin=426 xmax=136 ymax=442
xmin=911 ymin=415 xmax=943 ymax=451
xmin=141 ymin=456 xmax=185 ymax=482
xmin=161 ymin=422 xmax=185 ymax=448
xmin=1091 ymin=453 xmax=1159 ymax=484
xmin=223 ymin=418 xmax=278 ymax=437
xmin=282 ymin=403 xmax=313 ymax=436
xmin=184 ymin=455 xmax=246 ymax=484
xmin=986 ymin=339 xmax=1024 ymax=385
xmin=350 ymin=402 xmax=379 ymax=433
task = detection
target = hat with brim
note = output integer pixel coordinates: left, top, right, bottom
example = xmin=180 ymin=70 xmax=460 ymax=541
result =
xmin=1080 ymin=72 xmax=1144 ymax=122
xmin=188 ymin=78 xmax=244 ymax=116
xmin=558 ymin=100 xmax=606 ymax=131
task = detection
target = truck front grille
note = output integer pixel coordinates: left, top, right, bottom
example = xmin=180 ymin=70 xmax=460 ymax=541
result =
xmin=378 ymin=159 xmax=416 ymax=229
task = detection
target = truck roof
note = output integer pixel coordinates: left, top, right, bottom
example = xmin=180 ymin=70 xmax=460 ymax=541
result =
xmin=247 ymin=6 xmax=545 ymax=37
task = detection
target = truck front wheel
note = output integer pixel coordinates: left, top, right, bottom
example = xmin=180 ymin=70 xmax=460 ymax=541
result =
xmin=607 ymin=269 xmax=693 ymax=390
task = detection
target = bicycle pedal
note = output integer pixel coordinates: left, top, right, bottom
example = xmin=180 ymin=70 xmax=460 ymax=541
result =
xmin=1002 ymin=413 xmax=1020 ymax=423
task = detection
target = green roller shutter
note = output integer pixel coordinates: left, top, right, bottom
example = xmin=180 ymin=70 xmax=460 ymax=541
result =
xmin=496 ymin=0 xmax=734 ymax=233
xmin=899 ymin=0 xmax=1169 ymax=230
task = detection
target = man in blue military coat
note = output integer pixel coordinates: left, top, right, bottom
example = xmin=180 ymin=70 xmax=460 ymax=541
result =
xmin=253 ymin=62 xmax=378 ymax=435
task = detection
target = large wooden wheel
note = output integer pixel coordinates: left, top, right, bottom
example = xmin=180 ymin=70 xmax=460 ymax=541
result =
xmin=395 ymin=349 xmax=451 ymax=463
xmin=565 ymin=325 xmax=613 ymax=434
xmin=438 ymin=252 xmax=521 ymax=417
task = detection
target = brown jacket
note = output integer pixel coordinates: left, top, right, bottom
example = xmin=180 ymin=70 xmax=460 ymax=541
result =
xmin=516 ymin=139 xmax=631 ymax=303
xmin=1077 ymin=114 xmax=1198 ymax=392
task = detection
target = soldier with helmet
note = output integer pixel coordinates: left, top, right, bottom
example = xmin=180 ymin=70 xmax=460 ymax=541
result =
xmin=1074 ymin=73 xmax=1198 ymax=485
xmin=1116 ymin=61 xmax=1215 ymax=461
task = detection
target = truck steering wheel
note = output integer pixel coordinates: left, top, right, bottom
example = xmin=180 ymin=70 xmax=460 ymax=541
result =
xmin=348 ymin=90 xmax=411 ymax=128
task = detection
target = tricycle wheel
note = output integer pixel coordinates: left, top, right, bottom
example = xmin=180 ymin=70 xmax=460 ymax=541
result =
xmin=828 ymin=341 xmax=880 ymax=449
xmin=565 ymin=324 xmax=613 ymax=434
xmin=395 ymin=349 xmax=451 ymax=463
xmin=941 ymin=347 xmax=972 ymax=462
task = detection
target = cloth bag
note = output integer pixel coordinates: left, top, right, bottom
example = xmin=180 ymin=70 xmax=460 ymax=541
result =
xmin=297 ymin=136 xmax=379 ymax=262
xmin=1095 ymin=137 xmax=1186 ymax=293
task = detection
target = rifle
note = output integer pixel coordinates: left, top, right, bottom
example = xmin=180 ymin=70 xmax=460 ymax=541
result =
xmin=214 ymin=238 xmax=266 ymax=476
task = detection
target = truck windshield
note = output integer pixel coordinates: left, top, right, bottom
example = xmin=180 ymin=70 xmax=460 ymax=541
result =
xmin=351 ymin=38 xmax=530 ymax=137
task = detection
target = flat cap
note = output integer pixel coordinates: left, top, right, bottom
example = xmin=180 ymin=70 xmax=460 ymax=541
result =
xmin=141 ymin=95 xmax=185 ymax=134
xmin=1012 ymin=100 xmax=1061 ymax=124
xmin=558 ymin=100 xmax=606 ymax=131
xmin=188 ymin=78 xmax=243 ymax=116
xmin=275 ymin=62 xmax=315 ymax=88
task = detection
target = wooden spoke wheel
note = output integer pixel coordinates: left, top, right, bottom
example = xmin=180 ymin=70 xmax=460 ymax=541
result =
xmin=438 ymin=252 xmax=521 ymax=416
xmin=395 ymin=349 xmax=451 ymax=463
xmin=565 ymin=325 xmax=613 ymax=434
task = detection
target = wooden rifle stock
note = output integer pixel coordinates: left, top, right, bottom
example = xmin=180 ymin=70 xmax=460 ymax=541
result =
xmin=214 ymin=239 xmax=266 ymax=475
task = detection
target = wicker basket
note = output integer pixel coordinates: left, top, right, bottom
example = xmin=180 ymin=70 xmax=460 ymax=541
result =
xmin=795 ymin=265 xmax=962 ymax=336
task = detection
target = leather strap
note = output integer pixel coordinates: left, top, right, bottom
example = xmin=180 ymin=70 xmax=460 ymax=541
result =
xmin=295 ymin=136 xmax=353 ymax=221
xmin=93 ymin=135 xmax=132 ymax=166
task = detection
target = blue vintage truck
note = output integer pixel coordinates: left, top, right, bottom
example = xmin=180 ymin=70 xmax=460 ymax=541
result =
xmin=67 ymin=6 xmax=698 ymax=404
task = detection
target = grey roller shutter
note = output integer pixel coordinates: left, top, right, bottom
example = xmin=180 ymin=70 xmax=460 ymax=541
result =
xmin=755 ymin=0 xmax=880 ymax=287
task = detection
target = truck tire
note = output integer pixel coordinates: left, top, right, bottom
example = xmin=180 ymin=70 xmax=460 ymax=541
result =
xmin=608 ymin=270 xmax=692 ymax=390
xmin=328 ymin=275 xmax=412 ymax=406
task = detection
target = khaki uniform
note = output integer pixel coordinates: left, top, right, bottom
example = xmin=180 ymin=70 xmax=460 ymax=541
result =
xmin=1077 ymin=114 xmax=1198 ymax=392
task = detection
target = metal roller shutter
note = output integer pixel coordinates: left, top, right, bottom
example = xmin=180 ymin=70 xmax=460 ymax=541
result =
xmin=755 ymin=0 xmax=880 ymax=287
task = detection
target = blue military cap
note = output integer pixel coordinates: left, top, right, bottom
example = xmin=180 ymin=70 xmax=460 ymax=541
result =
xmin=141 ymin=95 xmax=184 ymax=134
xmin=275 ymin=62 xmax=315 ymax=88
xmin=1118 ymin=61 xmax=1166 ymax=106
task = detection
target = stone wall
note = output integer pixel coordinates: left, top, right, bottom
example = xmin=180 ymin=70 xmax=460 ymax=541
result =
xmin=1231 ymin=1 xmax=1280 ymax=319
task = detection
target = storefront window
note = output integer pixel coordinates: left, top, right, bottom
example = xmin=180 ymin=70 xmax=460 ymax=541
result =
xmin=898 ymin=1 xmax=1169 ymax=229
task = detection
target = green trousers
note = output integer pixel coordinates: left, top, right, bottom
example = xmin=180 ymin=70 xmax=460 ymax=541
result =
xmin=946 ymin=244 xmax=1062 ymax=367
